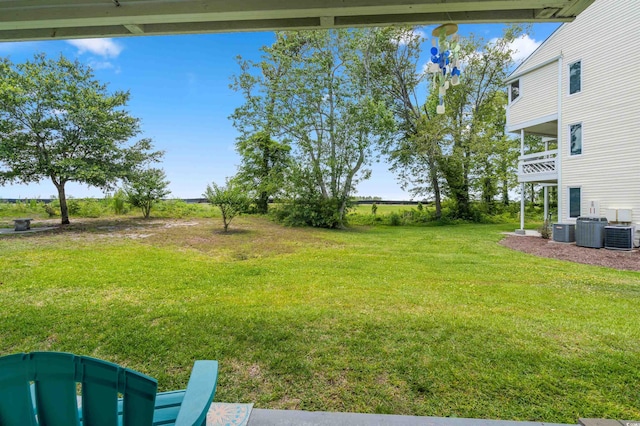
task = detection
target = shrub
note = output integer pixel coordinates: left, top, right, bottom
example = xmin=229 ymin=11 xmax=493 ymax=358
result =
xmin=155 ymin=199 xmax=199 ymax=218
xmin=112 ymin=189 xmax=128 ymax=215
xmin=78 ymin=199 xmax=104 ymax=218
xmin=388 ymin=212 xmax=402 ymax=226
xmin=43 ymin=203 xmax=58 ymax=217
xmin=538 ymin=220 xmax=552 ymax=239
xmin=274 ymin=197 xmax=344 ymax=228
xmin=66 ymin=199 xmax=81 ymax=215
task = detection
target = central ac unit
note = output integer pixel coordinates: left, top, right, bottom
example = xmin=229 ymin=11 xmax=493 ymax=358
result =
xmin=604 ymin=226 xmax=635 ymax=251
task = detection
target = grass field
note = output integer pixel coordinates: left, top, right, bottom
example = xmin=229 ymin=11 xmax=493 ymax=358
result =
xmin=1 ymin=216 xmax=639 ymax=423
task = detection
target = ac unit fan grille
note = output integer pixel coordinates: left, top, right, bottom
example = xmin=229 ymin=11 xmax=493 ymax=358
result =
xmin=604 ymin=226 xmax=635 ymax=251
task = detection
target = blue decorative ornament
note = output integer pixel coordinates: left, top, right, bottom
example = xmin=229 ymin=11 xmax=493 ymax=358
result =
xmin=428 ymin=23 xmax=462 ymax=114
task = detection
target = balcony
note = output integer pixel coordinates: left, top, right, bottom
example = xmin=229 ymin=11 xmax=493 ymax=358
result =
xmin=518 ymin=149 xmax=558 ymax=183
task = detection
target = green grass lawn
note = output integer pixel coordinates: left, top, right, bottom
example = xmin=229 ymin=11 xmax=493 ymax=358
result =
xmin=1 ymin=217 xmax=639 ymax=423
xmin=351 ymin=203 xmax=418 ymax=215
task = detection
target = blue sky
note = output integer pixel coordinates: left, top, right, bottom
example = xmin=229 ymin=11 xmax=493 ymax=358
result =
xmin=0 ymin=23 xmax=560 ymax=200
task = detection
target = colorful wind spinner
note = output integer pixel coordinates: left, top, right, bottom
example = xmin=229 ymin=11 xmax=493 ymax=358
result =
xmin=426 ymin=23 xmax=462 ymax=114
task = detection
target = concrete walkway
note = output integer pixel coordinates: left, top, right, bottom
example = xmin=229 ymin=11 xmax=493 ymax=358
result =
xmin=246 ymin=410 xmax=570 ymax=426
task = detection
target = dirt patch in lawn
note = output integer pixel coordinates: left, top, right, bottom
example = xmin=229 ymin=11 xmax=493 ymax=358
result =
xmin=500 ymin=235 xmax=640 ymax=271
xmin=1 ymin=216 xmax=342 ymax=260
xmin=146 ymin=216 xmax=342 ymax=259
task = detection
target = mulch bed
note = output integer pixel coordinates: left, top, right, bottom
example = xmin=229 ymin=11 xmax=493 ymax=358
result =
xmin=499 ymin=235 xmax=640 ymax=271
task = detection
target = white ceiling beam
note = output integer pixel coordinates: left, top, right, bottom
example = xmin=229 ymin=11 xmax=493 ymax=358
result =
xmin=320 ymin=16 xmax=335 ymax=28
xmin=123 ymin=23 xmax=145 ymax=34
xmin=0 ymin=0 xmax=595 ymax=42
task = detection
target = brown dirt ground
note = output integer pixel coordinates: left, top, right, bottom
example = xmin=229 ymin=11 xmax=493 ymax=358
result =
xmin=500 ymin=234 xmax=640 ymax=271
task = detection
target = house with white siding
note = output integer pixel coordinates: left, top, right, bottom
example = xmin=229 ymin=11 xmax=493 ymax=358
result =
xmin=505 ymin=0 xmax=640 ymax=243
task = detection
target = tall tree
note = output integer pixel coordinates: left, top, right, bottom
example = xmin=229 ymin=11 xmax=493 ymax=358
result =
xmin=371 ymin=26 xmax=527 ymax=219
xmin=0 ymin=54 xmax=162 ymax=224
xmin=233 ymin=30 xmax=395 ymax=228
xmin=230 ymin=45 xmax=293 ymax=214
xmin=435 ymin=26 xmax=526 ymax=218
xmin=234 ymin=131 xmax=290 ymax=214
xmin=368 ymin=27 xmax=445 ymax=218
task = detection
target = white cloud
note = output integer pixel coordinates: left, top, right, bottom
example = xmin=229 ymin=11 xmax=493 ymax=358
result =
xmin=67 ymin=38 xmax=123 ymax=58
xmin=88 ymin=59 xmax=121 ymax=74
xmin=505 ymin=34 xmax=541 ymax=64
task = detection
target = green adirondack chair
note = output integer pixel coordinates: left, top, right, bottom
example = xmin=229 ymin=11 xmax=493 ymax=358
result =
xmin=0 ymin=352 xmax=218 ymax=426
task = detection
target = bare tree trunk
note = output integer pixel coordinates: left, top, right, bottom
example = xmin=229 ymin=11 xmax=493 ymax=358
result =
xmin=54 ymin=179 xmax=70 ymax=225
xmin=428 ymin=156 xmax=442 ymax=219
xmin=501 ymin=178 xmax=510 ymax=205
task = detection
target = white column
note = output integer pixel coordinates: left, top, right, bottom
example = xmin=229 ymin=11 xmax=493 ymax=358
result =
xmin=519 ymin=129 xmax=525 ymax=232
xmin=544 ymin=186 xmax=549 ymax=222
xmin=520 ymin=183 xmax=525 ymax=231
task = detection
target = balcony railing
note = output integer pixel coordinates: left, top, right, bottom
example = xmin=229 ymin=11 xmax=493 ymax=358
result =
xmin=517 ymin=149 xmax=558 ymax=183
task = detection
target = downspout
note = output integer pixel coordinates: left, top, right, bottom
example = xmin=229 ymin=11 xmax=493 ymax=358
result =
xmin=557 ymin=55 xmax=563 ymax=223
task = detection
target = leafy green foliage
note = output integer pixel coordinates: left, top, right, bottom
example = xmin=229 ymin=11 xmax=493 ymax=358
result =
xmin=111 ymin=189 xmax=129 ymax=215
xmin=234 ymin=132 xmax=290 ymax=214
xmin=203 ymin=180 xmax=250 ymax=232
xmin=0 ymin=54 xmax=163 ymax=224
xmin=370 ymin=26 xmax=526 ymax=219
xmin=43 ymin=203 xmax=58 ymax=218
xmin=388 ymin=212 xmax=402 ymax=226
xmin=232 ymin=30 xmax=395 ymax=228
xmin=124 ymin=168 xmax=171 ymax=219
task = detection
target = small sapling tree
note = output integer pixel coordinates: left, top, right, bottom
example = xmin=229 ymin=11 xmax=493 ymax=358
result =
xmin=124 ymin=168 xmax=170 ymax=219
xmin=203 ymin=179 xmax=250 ymax=232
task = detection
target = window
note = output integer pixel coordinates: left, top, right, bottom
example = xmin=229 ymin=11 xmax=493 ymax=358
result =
xmin=569 ymin=61 xmax=581 ymax=94
xmin=569 ymin=123 xmax=582 ymax=156
xmin=569 ymin=187 xmax=581 ymax=218
xmin=509 ymin=80 xmax=520 ymax=102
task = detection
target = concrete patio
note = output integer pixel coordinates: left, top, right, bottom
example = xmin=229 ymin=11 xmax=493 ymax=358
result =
xmin=245 ymin=410 xmax=567 ymax=426
xmin=244 ymin=411 xmax=634 ymax=426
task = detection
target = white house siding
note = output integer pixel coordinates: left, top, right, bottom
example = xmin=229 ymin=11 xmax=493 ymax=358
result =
xmin=507 ymin=62 xmax=557 ymax=127
xmin=559 ymin=0 xmax=640 ymax=225
xmin=507 ymin=0 xmax=640 ymax=227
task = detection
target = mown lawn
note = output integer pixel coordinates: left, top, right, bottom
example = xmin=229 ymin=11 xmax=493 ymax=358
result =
xmin=1 ymin=216 xmax=639 ymax=423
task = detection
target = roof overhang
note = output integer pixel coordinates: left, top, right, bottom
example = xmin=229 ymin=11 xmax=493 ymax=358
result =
xmin=0 ymin=0 xmax=595 ymax=42
xmin=507 ymin=114 xmax=558 ymax=137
